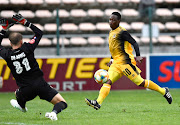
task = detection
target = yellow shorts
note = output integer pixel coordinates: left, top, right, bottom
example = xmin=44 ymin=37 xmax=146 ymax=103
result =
xmin=108 ymin=63 xmax=144 ymax=85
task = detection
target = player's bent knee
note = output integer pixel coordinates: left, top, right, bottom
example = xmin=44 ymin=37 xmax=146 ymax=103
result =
xmin=138 ymin=80 xmax=145 ymax=87
xmin=61 ymin=101 xmax=68 ymax=109
xmin=54 ymin=101 xmax=68 ymax=112
xmin=51 ymin=93 xmax=66 ymax=105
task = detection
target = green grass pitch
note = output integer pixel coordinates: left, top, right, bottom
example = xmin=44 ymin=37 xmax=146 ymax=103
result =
xmin=0 ymin=89 xmax=180 ymax=125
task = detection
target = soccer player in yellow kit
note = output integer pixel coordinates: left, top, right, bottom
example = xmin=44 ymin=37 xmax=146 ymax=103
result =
xmin=85 ymin=12 xmax=172 ymax=110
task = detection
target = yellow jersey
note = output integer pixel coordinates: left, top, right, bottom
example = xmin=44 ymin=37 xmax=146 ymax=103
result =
xmin=108 ymin=26 xmax=136 ymax=65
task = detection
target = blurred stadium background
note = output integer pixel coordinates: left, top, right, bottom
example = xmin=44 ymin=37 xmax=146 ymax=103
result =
xmin=0 ymin=1 xmax=180 ymax=124
xmin=0 ymin=0 xmax=180 ymax=56
xmin=0 ymin=0 xmax=180 ymax=92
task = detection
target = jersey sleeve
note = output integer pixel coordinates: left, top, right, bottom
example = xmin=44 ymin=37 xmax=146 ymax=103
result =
xmin=121 ymin=31 xmax=140 ymax=56
xmin=24 ymin=22 xmax=43 ymax=52
xmin=0 ymin=30 xmax=8 ymax=59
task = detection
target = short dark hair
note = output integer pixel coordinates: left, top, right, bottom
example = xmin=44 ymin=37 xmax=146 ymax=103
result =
xmin=9 ymin=32 xmax=22 ymax=45
xmin=112 ymin=12 xmax=121 ymax=20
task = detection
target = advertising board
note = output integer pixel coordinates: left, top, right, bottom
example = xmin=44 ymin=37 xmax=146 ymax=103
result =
xmin=0 ymin=56 xmax=146 ymax=92
xmin=150 ymin=55 xmax=180 ymax=88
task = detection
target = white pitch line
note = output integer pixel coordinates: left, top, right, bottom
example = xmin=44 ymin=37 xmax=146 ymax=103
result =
xmin=0 ymin=122 xmax=25 ymax=125
xmin=0 ymin=122 xmax=39 ymax=125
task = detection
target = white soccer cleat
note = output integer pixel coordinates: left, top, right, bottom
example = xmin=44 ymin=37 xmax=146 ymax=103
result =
xmin=10 ymin=99 xmax=27 ymax=112
xmin=45 ymin=112 xmax=58 ymax=121
xmin=45 ymin=112 xmax=51 ymax=118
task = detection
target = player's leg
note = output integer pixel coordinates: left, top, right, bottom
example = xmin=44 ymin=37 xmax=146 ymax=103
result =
xmin=10 ymin=85 xmax=38 ymax=112
xmin=85 ymin=79 xmax=112 ymax=110
xmin=45 ymin=93 xmax=67 ymax=121
xmin=38 ymin=78 xmax=67 ymax=120
xmin=122 ymin=64 xmax=172 ymax=104
xmin=50 ymin=93 xmax=67 ymax=114
xmin=138 ymin=79 xmax=172 ymax=104
xmin=139 ymin=79 xmax=165 ymax=95
xmin=121 ymin=64 xmax=161 ymax=93
xmin=96 ymin=70 xmax=121 ymax=105
xmin=85 ymin=65 xmax=123 ymax=110
xmin=44 ymin=93 xmax=67 ymax=121
xmin=10 ymin=89 xmax=28 ymax=112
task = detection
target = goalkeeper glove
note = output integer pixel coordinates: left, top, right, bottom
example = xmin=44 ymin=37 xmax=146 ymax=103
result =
xmin=0 ymin=18 xmax=14 ymax=31
xmin=12 ymin=13 xmax=27 ymax=25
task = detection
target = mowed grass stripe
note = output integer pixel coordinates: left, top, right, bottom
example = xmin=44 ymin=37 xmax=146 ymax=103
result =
xmin=0 ymin=89 xmax=179 ymax=125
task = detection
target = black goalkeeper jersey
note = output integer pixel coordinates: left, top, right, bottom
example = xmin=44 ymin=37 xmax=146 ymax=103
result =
xmin=0 ymin=22 xmax=43 ymax=87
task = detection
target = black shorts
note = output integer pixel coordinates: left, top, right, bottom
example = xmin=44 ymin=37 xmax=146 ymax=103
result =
xmin=16 ymin=77 xmax=58 ymax=102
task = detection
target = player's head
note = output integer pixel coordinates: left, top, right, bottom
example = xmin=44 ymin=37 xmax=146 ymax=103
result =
xmin=109 ymin=12 xmax=121 ymax=30
xmin=9 ymin=32 xmax=23 ymax=47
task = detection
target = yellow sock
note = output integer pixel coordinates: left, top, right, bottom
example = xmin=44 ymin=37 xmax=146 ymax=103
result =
xmin=97 ymin=84 xmax=111 ymax=105
xmin=144 ymin=80 xmax=165 ymax=95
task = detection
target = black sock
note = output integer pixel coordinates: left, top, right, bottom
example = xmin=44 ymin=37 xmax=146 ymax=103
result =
xmin=52 ymin=101 xmax=67 ymax=114
xmin=16 ymin=90 xmax=26 ymax=108
xmin=16 ymin=95 xmax=26 ymax=108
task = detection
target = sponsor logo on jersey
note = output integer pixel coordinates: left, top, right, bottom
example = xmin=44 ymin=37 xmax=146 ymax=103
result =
xmin=113 ymin=34 xmax=116 ymax=38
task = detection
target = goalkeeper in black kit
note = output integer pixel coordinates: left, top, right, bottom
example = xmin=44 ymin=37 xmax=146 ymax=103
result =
xmin=0 ymin=14 xmax=67 ymax=121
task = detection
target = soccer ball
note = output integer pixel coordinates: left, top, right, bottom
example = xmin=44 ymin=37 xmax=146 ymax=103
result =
xmin=94 ymin=69 xmax=109 ymax=84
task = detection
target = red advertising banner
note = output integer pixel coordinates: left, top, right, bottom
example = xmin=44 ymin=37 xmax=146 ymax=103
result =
xmin=0 ymin=57 xmax=146 ymax=92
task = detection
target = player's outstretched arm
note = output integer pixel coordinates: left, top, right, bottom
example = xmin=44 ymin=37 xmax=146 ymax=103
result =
xmin=0 ymin=18 xmax=15 ymax=31
xmin=0 ymin=29 xmax=6 ymax=47
xmin=0 ymin=18 xmax=15 ymax=47
xmin=12 ymin=13 xmax=43 ymax=50
xmin=121 ymin=31 xmax=143 ymax=64
xmin=12 ymin=13 xmax=43 ymax=36
xmin=12 ymin=13 xmax=27 ymax=25
xmin=0 ymin=18 xmax=15 ymax=58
